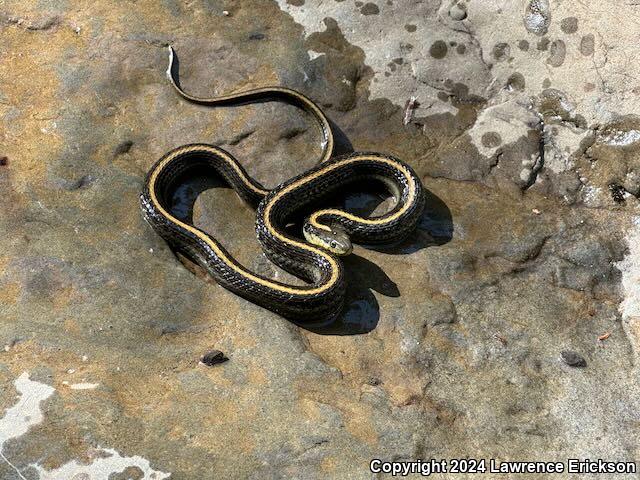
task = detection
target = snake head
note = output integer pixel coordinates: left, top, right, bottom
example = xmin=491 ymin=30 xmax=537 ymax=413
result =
xmin=303 ymin=222 xmax=353 ymax=256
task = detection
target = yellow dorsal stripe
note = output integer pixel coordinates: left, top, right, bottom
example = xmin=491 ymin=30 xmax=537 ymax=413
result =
xmin=148 ymin=146 xmax=340 ymax=296
xmin=267 ymin=156 xmax=417 ymax=234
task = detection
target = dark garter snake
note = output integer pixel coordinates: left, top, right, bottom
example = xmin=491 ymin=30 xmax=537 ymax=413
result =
xmin=140 ymin=47 xmax=426 ymax=323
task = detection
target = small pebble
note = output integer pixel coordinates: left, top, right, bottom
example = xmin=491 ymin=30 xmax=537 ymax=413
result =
xmin=201 ymin=349 xmax=227 ymax=366
xmin=609 ymin=184 xmax=626 ymax=204
xmin=67 ymin=368 xmax=75 ymax=374
xmin=222 ymin=10 xmax=230 ymax=16
xmin=367 ymin=376 xmax=381 ymax=386
xmin=560 ymin=350 xmax=587 ymax=368
xmin=532 ymin=208 xmax=541 ymax=214
xmin=449 ymin=3 xmax=467 ymax=21
xmin=82 ymin=355 xmax=88 ymax=362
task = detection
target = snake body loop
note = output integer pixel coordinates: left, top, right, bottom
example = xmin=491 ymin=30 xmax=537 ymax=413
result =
xmin=140 ymin=47 xmax=426 ymax=323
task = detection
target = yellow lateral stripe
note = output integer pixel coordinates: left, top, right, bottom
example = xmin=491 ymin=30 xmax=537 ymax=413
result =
xmin=267 ymin=156 xmax=417 ymax=232
xmin=169 ymin=81 xmax=333 ymax=164
xmin=157 ymin=145 xmax=267 ymax=195
xmin=167 ymin=46 xmax=333 ymax=164
xmin=148 ymin=146 xmax=340 ymax=295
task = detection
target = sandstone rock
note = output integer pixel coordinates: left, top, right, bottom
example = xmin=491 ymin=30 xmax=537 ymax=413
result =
xmin=1 ymin=0 xmax=639 ymax=478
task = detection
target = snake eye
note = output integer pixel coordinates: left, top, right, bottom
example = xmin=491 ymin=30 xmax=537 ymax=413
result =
xmin=330 ymin=241 xmax=337 ymax=248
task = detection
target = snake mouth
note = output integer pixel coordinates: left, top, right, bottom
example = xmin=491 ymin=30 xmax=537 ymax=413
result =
xmin=332 ymin=241 xmax=353 ymax=256
xmin=319 ymin=240 xmax=353 ymax=256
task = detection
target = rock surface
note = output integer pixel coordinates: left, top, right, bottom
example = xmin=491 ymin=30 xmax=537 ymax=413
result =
xmin=1 ymin=0 xmax=639 ymax=478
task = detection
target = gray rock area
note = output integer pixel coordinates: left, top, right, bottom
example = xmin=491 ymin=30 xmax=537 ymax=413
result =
xmin=1 ymin=0 xmax=639 ymax=478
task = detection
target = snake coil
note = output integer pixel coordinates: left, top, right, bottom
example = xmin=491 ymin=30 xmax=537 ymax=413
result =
xmin=140 ymin=47 xmax=426 ymax=323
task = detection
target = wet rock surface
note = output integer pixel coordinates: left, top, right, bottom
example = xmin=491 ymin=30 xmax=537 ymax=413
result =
xmin=1 ymin=0 xmax=639 ymax=478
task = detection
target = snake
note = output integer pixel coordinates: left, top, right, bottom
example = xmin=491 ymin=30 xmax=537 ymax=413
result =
xmin=140 ymin=46 xmax=426 ymax=323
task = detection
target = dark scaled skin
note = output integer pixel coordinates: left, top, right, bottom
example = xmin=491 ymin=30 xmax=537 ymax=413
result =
xmin=142 ymin=147 xmax=425 ymax=324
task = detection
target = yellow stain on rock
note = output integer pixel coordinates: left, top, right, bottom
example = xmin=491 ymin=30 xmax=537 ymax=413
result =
xmin=320 ymin=455 xmax=338 ymax=473
xmin=63 ymin=318 xmax=81 ymax=334
xmin=297 ymin=379 xmax=379 ymax=447
xmin=246 ymin=364 xmax=268 ymax=386
xmin=298 ymin=397 xmax=323 ymax=422
xmin=0 ymin=256 xmax=10 ymax=275
xmin=52 ymin=284 xmax=75 ymax=309
xmin=342 ymin=408 xmax=379 ymax=446
xmin=0 ymin=282 xmax=21 ymax=305
xmin=0 ymin=27 xmax=77 ymax=189
xmin=386 ymin=383 xmax=423 ymax=407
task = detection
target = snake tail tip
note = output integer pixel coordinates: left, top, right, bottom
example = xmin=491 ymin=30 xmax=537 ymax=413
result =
xmin=166 ymin=46 xmax=175 ymax=79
